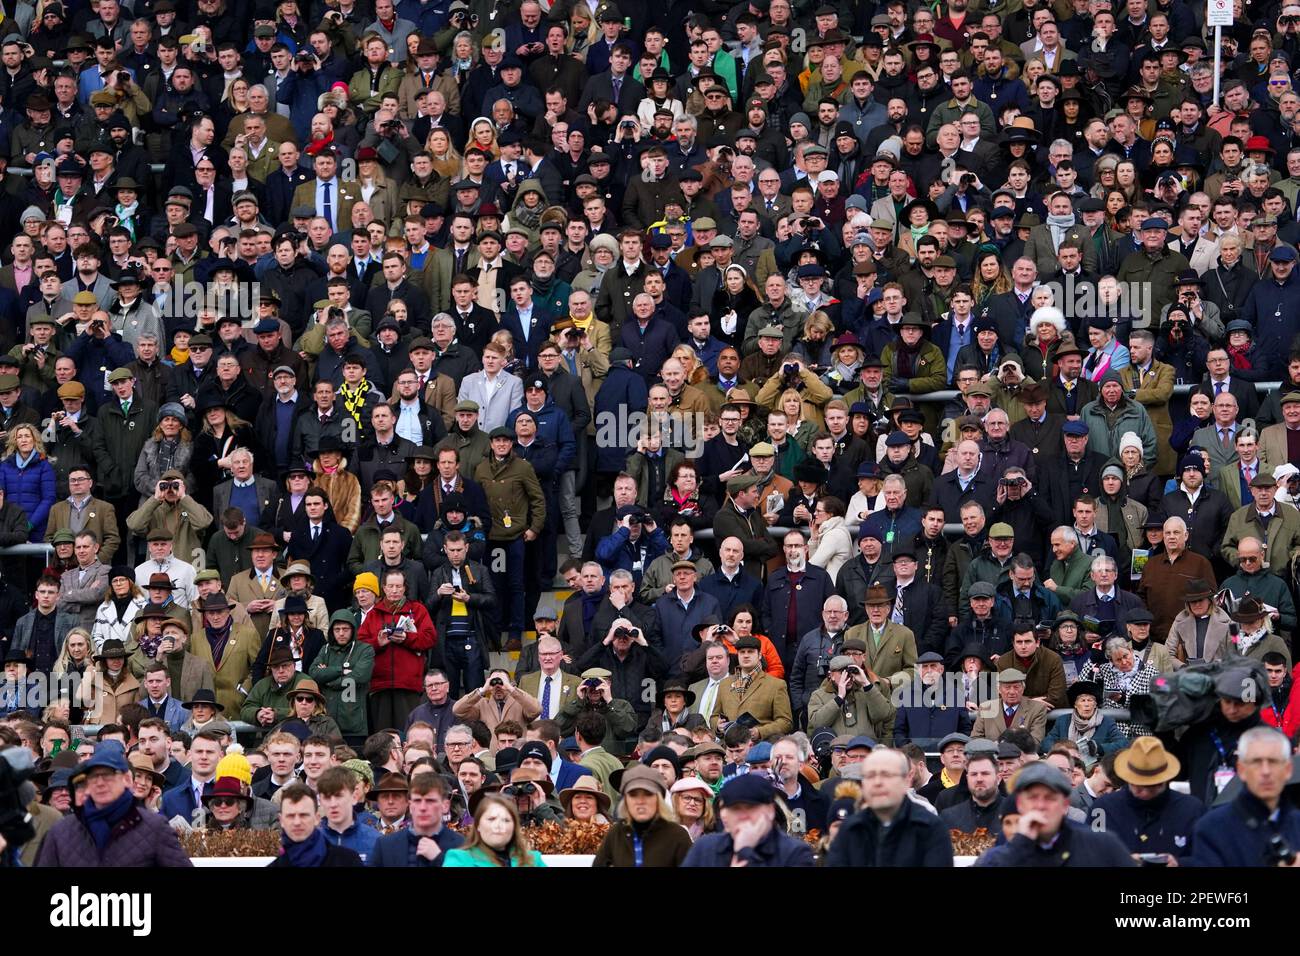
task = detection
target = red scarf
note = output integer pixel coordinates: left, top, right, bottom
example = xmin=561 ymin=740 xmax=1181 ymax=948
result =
xmin=1227 ymin=343 xmax=1254 ymax=371
xmin=305 ymin=132 xmax=336 ymax=156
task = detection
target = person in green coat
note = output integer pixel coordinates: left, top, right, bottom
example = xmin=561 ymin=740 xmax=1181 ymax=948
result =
xmin=309 ymin=610 xmax=375 ymax=739
xmin=879 ymin=314 xmax=948 ymax=397
xmin=1045 ymin=526 xmax=1094 ymax=604
xmin=442 ymin=793 xmax=547 ymax=868
xmin=240 ymin=643 xmax=310 ymax=729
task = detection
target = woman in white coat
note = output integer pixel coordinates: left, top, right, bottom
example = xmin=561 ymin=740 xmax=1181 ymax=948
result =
xmin=808 ymin=497 xmax=854 ymax=585
xmin=91 ymin=567 xmax=148 ymax=651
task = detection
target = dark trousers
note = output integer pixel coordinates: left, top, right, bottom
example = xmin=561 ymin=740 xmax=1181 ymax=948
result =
xmin=367 ymin=689 xmax=421 ymax=733
xmin=489 ymin=536 xmax=526 ymax=639
xmin=443 ymin=634 xmax=487 ymax=699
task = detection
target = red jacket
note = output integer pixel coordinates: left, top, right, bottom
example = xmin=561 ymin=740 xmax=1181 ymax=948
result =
xmin=1262 ymin=670 xmax=1300 ymax=741
xmin=358 ymin=599 xmax=437 ymax=693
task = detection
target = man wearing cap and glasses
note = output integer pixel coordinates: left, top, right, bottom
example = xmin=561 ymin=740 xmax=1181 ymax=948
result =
xmin=37 ymin=742 xmax=192 ymax=866
xmin=975 ymin=761 xmax=1134 ymax=866
xmin=682 ymin=771 xmax=815 ymax=866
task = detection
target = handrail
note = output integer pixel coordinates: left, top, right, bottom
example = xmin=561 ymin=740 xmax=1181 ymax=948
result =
xmin=904 ymin=380 xmax=1280 ymax=406
xmin=0 ymin=543 xmax=54 ymax=557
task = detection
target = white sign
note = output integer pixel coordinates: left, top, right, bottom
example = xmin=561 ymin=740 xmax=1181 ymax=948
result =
xmin=1207 ymin=0 xmax=1234 ymax=26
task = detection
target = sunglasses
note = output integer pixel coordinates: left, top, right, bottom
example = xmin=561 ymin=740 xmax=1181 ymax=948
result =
xmin=210 ymin=797 xmax=241 ymax=807
xmin=293 ymin=695 xmax=316 ymax=703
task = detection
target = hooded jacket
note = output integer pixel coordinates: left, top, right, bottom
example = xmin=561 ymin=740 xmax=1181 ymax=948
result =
xmin=309 ymin=614 xmax=375 ymax=736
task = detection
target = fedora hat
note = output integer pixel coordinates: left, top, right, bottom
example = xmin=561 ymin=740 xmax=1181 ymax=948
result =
xmin=182 ymin=688 xmax=224 ymax=712
xmin=145 ymin=572 xmax=176 ymax=591
xmin=201 ymin=775 xmax=253 ymax=807
xmin=558 ymin=775 xmax=611 ymax=815
xmin=289 ymin=677 xmax=326 ymax=705
xmin=655 ymin=680 xmax=697 ymax=709
xmin=367 ymin=772 xmax=410 ymax=800
xmin=197 ymin=592 xmax=232 ymax=613
xmin=128 ymin=751 xmax=168 ymax=789
xmin=1112 ymin=735 xmax=1181 ymax=786
xmin=864 ymin=584 xmax=892 ymax=605
xmin=1229 ymin=596 xmax=1269 ymax=624
xmin=245 ymin=532 xmax=280 ymax=552
xmin=1067 ymin=680 xmax=1102 ymax=707
xmin=280 ymin=562 xmax=315 ymax=585
xmin=1182 ymin=578 xmax=1214 ymax=602
xmin=137 ymin=602 xmax=173 ymax=622
xmin=93 ymin=639 xmax=127 ymax=661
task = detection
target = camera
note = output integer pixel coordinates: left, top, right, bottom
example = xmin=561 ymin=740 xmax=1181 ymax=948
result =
xmin=816 ymin=651 xmax=832 ymax=678
xmin=489 ymin=677 xmax=503 ymax=687
xmin=160 ymin=480 xmax=179 ymax=493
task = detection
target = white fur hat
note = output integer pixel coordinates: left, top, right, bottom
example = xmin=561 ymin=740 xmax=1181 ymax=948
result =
xmin=1031 ymin=306 xmax=1066 ymax=334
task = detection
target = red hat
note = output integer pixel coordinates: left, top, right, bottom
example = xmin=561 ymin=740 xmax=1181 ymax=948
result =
xmin=356 ymin=146 xmax=379 ymax=162
xmin=1245 ymin=135 xmax=1275 ymax=154
xmin=201 ymin=776 xmax=252 ymax=806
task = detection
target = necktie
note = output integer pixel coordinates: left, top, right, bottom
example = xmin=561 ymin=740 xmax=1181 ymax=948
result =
xmin=323 ymin=181 xmax=333 ymax=230
xmin=121 ymin=401 xmax=130 ymax=416
xmin=1101 ymin=593 xmax=1113 ymax=603
xmin=503 ymin=161 xmax=513 ymax=180
xmin=891 ymin=586 xmax=905 ymax=625
xmin=1221 ymin=428 xmax=1232 ymax=449
xmin=312 ymin=525 xmax=320 ymax=541
xmin=612 ymin=76 xmax=622 ymax=101
xmin=701 ymin=681 xmax=717 ymax=719
xmin=565 ymin=352 xmax=579 ymax=376
xmin=541 ymin=675 xmax=552 ymax=718
xmin=1215 ymin=381 xmax=1225 ymax=396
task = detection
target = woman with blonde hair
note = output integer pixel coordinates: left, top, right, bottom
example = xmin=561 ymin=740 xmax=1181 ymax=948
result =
xmin=427 ymin=127 xmax=462 ymax=180
xmin=92 ymin=567 xmax=147 ymax=652
xmin=0 ymin=422 xmax=55 ymax=540
xmin=670 ymin=777 xmax=717 ymax=840
xmin=135 ymin=402 xmax=195 ymax=498
xmin=466 ymin=117 xmax=500 ymax=160
xmin=192 ymin=396 xmax=256 ymax=494
xmin=355 ymin=147 xmax=399 ymax=224
xmin=442 ymin=792 xmax=546 ymax=867
xmin=568 ymin=7 xmax=595 ymax=58
xmin=52 ymin=627 xmax=94 ymax=678
xmin=592 ymin=767 xmax=692 ymax=867
xmin=1020 ymin=57 xmax=1046 ymax=93
xmin=791 ymin=311 xmax=836 ymax=368
xmin=218 ymin=76 xmax=252 ymax=133
xmin=670 ymin=343 xmax=710 ymax=388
